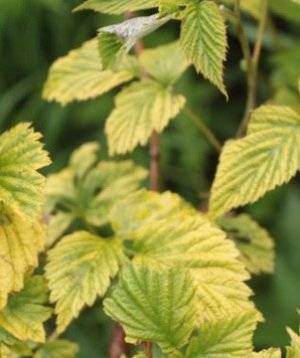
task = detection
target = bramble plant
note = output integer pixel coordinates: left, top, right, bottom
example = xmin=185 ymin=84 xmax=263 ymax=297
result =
xmin=0 ymin=0 xmax=300 ymax=357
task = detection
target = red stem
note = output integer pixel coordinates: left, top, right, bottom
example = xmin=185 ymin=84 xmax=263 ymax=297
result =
xmin=109 ymin=324 xmax=129 ymax=358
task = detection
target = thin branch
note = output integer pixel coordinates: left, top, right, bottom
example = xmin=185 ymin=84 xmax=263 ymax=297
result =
xmin=236 ymin=0 xmax=268 ymax=137
xmin=109 ymin=324 xmax=129 ymax=358
xmin=183 ymin=106 xmax=222 ymax=152
xmin=117 ymin=11 xmax=156 ymax=358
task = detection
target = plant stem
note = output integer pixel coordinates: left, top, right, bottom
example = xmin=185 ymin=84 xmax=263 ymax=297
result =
xmin=236 ymin=0 xmax=268 ymax=137
xmin=109 ymin=324 xmax=129 ymax=358
xmin=183 ymin=106 xmax=222 ymax=152
xmin=111 ymin=11 xmax=156 ymax=358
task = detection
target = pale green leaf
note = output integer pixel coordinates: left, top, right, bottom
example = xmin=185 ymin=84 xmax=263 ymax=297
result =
xmin=0 ymin=276 xmax=51 ymax=343
xmin=46 ymin=231 xmax=125 ymax=333
xmin=34 ymin=340 xmax=79 ymax=358
xmin=105 ymin=79 xmax=186 ymax=155
xmin=209 ymin=105 xmax=300 ymax=218
xmin=180 ymin=1 xmax=227 ymax=96
xmin=104 ymin=265 xmax=197 ymax=354
xmin=217 ymin=214 xmax=275 ymax=274
xmin=0 ymin=123 xmax=50 ymax=218
xmin=43 ymin=39 xmax=134 ymax=105
xmin=286 ymin=327 xmax=300 ymax=358
xmin=129 ymin=212 xmax=254 ymax=324
xmin=252 ymin=348 xmax=281 ymax=357
xmin=186 ymin=310 xmax=258 ymax=357
xmin=140 ymin=41 xmax=189 ymax=85
xmin=0 ymin=205 xmax=45 ymax=309
xmin=74 ymin=0 xmax=158 ymax=14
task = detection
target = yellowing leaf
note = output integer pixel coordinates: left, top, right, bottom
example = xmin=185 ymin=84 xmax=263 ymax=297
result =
xmin=130 ymin=213 xmax=254 ymax=323
xmin=105 ymin=79 xmax=185 ymax=155
xmin=210 ymin=106 xmax=300 ymax=218
xmin=217 ymin=214 xmax=275 ymax=275
xmin=0 ymin=326 xmax=32 ymax=357
xmin=34 ymin=340 xmax=79 ymax=358
xmin=0 ymin=276 xmax=51 ymax=343
xmin=186 ymin=310 xmax=258 ymax=357
xmin=104 ymin=265 xmax=197 ymax=354
xmin=180 ymin=1 xmax=227 ymax=96
xmin=252 ymin=348 xmax=281 ymax=357
xmin=0 ymin=123 xmax=50 ymax=218
xmin=0 ymin=206 xmax=45 ymax=309
xmin=74 ymin=0 xmax=158 ymax=14
xmin=43 ymin=39 xmax=134 ymax=105
xmin=46 ymin=142 xmax=147 ymax=238
xmin=286 ymin=327 xmax=300 ymax=358
xmin=110 ymin=189 xmax=193 ymax=240
xmin=46 ymin=231 xmax=125 ymax=333
xmin=140 ymin=41 xmax=189 ymax=85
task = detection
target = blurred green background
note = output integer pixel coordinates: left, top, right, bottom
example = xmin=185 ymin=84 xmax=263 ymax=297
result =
xmin=0 ymin=0 xmax=299 ymax=356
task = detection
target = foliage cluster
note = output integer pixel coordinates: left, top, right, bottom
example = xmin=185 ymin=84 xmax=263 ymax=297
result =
xmin=0 ymin=0 xmax=300 ymax=357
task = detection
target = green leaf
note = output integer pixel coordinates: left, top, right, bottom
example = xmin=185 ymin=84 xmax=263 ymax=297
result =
xmin=105 ymin=79 xmax=186 ymax=155
xmin=180 ymin=1 xmax=228 ymax=96
xmin=222 ymin=0 xmax=261 ymax=19
xmin=140 ymin=41 xmax=189 ymax=85
xmin=209 ymin=105 xmax=300 ymax=219
xmin=46 ymin=231 xmax=125 ymax=333
xmin=98 ymin=15 xmax=169 ymax=69
xmin=0 ymin=205 xmax=45 ymax=309
xmin=104 ymin=264 xmax=197 ymax=354
xmin=98 ymin=32 xmax=124 ymax=69
xmin=217 ymin=214 xmax=275 ymax=275
xmin=272 ymin=45 xmax=300 ymax=92
xmin=74 ymin=0 xmax=159 ymax=14
xmin=129 ymin=212 xmax=254 ymax=323
xmin=34 ymin=340 xmax=79 ymax=358
xmin=286 ymin=327 xmax=300 ymax=358
xmin=158 ymin=0 xmax=187 ymax=17
xmin=0 ymin=123 xmax=50 ymax=218
xmin=46 ymin=142 xmax=147 ymax=237
xmin=270 ymin=0 xmax=300 ymax=24
xmin=186 ymin=310 xmax=258 ymax=357
xmin=0 ymin=276 xmax=51 ymax=343
xmin=43 ymin=39 xmax=135 ymax=105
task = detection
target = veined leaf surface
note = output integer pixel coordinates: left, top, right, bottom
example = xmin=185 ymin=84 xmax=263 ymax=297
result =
xmin=0 ymin=277 xmax=51 ymax=343
xmin=0 ymin=206 xmax=45 ymax=309
xmin=217 ymin=214 xmax=275 ymax=274
xmin=180 ymin=0 xmax=228 ymax=96
xmin=210 ymin=106 xmax=300 ymax=218
xmin=186 ymin=310 xmax=258 ymax=357
xmin=104 ymin=265 xmax=197 ymax=354
xmin=74 ymin=0 xmax=159 ymax=14
xmin=46 ymin=231 xmax=125 ymax=333
xmin=0 ymin=123 xmax=50 ymax=218
xmin=105 ymin=79 xmax=185 ymax=155
xmin=43 ymin=39 xmax=135 ymax=105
